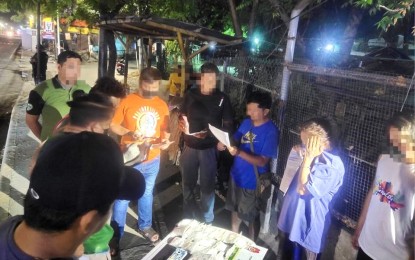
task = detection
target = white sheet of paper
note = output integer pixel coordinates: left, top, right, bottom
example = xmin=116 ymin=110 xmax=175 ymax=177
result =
xmin=280 ymin=147 xmax=303 ymax=194
xmin=208 ymin=124 xmax=231 ymax=147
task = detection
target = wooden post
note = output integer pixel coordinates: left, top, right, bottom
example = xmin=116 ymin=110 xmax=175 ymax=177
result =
xmin=147 ymin=38 xmax=153 ymax=67
xmin=176 ymin=32 xmax=187 ymax=97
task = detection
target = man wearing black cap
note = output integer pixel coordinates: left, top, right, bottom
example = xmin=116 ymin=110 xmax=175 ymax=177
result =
xmin=0 ymin=132 xmax=145 ymax=259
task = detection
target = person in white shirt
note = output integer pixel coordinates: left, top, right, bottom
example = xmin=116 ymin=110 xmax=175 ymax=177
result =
xmin=352 ymin=111 xmax=415 ymax=260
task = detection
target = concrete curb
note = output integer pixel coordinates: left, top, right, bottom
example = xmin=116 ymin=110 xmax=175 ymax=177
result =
xmin=9 ymin=41 xmax=21 ymax=61
xmin=0 ymin=80 xmax=37 ymax=220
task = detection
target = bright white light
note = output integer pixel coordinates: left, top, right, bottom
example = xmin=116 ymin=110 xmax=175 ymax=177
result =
xmin=209 ymin=41 xmax=216 ymax=50
xmin=254 ymin=37 xmax=259 ymax=45
xmin=324 ymin=44 xmax=334 ymax=52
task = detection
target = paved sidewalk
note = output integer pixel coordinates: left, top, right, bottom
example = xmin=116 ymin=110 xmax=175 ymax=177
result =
xmin=0 ymin=49 xmax=196 ymax=259
xmin=0 ymin=48 xmax=356 ymax=259
xmin=0 ymin=50 xmax=157 ymax=258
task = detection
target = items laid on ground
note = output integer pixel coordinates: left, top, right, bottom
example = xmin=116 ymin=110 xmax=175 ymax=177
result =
xmin=144 ymin=219 xmax=267 ymax=260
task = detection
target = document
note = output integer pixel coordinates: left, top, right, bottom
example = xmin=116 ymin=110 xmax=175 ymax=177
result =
xmin=280 ymin=147 xmax=303 ymax=194
xmin=208 ymin=124 xmax=231 ymax=147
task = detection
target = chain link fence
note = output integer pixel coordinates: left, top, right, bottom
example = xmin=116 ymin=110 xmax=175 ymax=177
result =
xmin=209 ymin=56 xmax=413 ymax=228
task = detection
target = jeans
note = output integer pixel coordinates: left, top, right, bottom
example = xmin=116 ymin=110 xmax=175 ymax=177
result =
xmin=180 ymin=145 xmax=217 ymax=223
xmin=112 ymin=157 xmax=160 ymax=237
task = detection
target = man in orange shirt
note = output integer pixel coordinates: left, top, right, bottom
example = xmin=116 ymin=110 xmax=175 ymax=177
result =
xmin=110 ymin=67 xmax=171 ymax=247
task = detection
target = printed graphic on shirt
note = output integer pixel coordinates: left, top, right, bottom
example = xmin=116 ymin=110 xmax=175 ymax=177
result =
xmin=241 ymin=131 xmax=255 ymax=144
xmin=26 ymin=103 xmax=33 ymax=111
xmin=373 ymin=180 xmax=405 ymax=211
xmin=133 ymin=106 xmax=160 ymax=138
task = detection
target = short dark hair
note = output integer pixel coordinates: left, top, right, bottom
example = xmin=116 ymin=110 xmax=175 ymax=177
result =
xmin=91 ymin=76 xmax=126 ymax=98
xmin=67 ymin=92 xmax=114 ymax=127
xmin=246 ymin=91 xmax=272 ymax=109
xmin=57 ymin=50 xmax=82 ymax=65
xmin=139 ymin=67 xmax=162 ymax=85
xmin=200 ymin=62 xmax=219 ymax=75
xmin=387 ymin=111 xmax=415 ymax=141
xmin=24 ymin=195 xmax=112 ymax=232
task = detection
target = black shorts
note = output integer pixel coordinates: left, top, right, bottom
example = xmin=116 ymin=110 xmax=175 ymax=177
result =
xmin=225 ymin=178 xmax=258 ymax=222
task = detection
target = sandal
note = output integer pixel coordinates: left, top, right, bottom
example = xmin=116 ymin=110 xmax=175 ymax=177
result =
xmin=138 ymin=227 xmax=159 ymax=242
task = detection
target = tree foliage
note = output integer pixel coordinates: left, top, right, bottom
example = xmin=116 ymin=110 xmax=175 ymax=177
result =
xmin=354 ymin=0 xmax=414 ymax=32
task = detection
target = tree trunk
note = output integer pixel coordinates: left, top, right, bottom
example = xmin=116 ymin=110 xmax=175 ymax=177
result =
xmin=337 ymin=8 xmax=364 ymax=66
xmin=227 ymin=0 xmax=243 ymax=37
xmin=106 ymin=30 xmax=116 ymax=77
xmin=98 ymin=27 xmax=107 ymax=78
xmin=248 ymin=0 xmax=259 ymax=38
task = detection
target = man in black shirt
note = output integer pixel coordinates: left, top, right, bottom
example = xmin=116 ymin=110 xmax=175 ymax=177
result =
xmin=30 ymin=44 xmax=49 ymax=85
xmin=179 ymin=62 xmax=233 ymax=224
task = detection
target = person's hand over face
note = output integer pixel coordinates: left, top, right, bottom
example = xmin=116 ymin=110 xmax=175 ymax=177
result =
xmin=305 ymin=135 xmax=324 ymax=159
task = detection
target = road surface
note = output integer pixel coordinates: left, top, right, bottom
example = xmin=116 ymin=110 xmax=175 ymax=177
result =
xmin=0 ymin=36 xmax=23 ymax=169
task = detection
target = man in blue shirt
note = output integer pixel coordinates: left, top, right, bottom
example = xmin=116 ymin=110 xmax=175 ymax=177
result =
xmin=223 ymin=91 xmax=279 ymax=240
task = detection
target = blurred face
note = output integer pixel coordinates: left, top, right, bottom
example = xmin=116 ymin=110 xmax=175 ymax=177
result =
xmin=246 ymin=103 xmax=269 ymax=123
xmin=57 ymin=58 xmax=81 ymax=86
xmin=140 ymin=80 xmax=160 ymax=98
xmin=389 ymin=127 xmax=400 ymax=148
xmin=200 ymin=72 xmax=217 ymax=94
xmin=390 ymin=126 xmax=415 ymax=164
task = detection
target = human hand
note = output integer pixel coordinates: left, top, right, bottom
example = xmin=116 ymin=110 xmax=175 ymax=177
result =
xmin=192 ymin=130 xmax=207 ymax=139
xmin=228 ymin=146 xmax=239 ymax=156
xmin=158 ymin=140 xmax=174 ymax=150
xmin=217 ymin=142 xmax=226 ymax=151
xmin=179 ymin=115 xmax=190 ymax=135
xmin=305 ymin=135 xmax=324 ymax=159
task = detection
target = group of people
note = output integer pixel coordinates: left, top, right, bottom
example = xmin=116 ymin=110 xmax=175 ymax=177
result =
xmin=0 ymin=48 xmax=412 ymax=260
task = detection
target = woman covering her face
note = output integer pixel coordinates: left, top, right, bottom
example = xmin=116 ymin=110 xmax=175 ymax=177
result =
xmin=277 ymin=117 xmax=345 ymax=260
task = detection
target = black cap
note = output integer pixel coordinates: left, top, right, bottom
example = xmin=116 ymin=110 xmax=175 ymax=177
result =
xmin=27 ymin=132 xmax=145 ymax=214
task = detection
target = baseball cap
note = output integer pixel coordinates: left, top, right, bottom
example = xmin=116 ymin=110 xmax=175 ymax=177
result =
xmin=27 ymin=132 xmax=145 ymax=214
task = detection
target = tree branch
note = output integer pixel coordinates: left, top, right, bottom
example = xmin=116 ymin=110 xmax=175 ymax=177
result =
xmin=379 ymin=5 xmax=401 ymax=13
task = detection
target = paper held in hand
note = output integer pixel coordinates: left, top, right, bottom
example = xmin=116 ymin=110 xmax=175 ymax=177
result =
xmin=279 ymin=147 xmax=303 ymax=194
xmin=208 ymin=124 xmax=231 ymax=147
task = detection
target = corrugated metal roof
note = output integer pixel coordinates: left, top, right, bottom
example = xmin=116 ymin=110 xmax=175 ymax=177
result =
xmin=97 ymin=16 xmax=242 ymax=45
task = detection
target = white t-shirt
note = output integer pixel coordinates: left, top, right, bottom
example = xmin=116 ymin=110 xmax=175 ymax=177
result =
xmin=359 ymin=154 xmax=415 ymax=260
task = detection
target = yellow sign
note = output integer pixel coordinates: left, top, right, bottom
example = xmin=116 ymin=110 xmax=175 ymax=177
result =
xmin=67 ymin=27 xmax=99 ymax=35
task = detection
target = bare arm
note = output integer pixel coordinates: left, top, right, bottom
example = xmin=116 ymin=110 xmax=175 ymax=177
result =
xmin=228 ymin=146 xmax=270 ymax=167
xmin=110 ymin=123 xmax=132 ymax=137
xmin=25 ymin=114 xmax=41 ymax=140
xmin=351 ymin=186 xmax=374 ymax=249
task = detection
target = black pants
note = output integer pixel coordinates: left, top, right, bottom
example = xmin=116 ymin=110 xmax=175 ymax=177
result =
xmin=356 ymin=248 xmax=373 ymax=260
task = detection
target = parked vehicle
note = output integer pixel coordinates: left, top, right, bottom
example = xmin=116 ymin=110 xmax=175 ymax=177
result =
xmin=116 ymin=59 xmax=125 ymax=75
